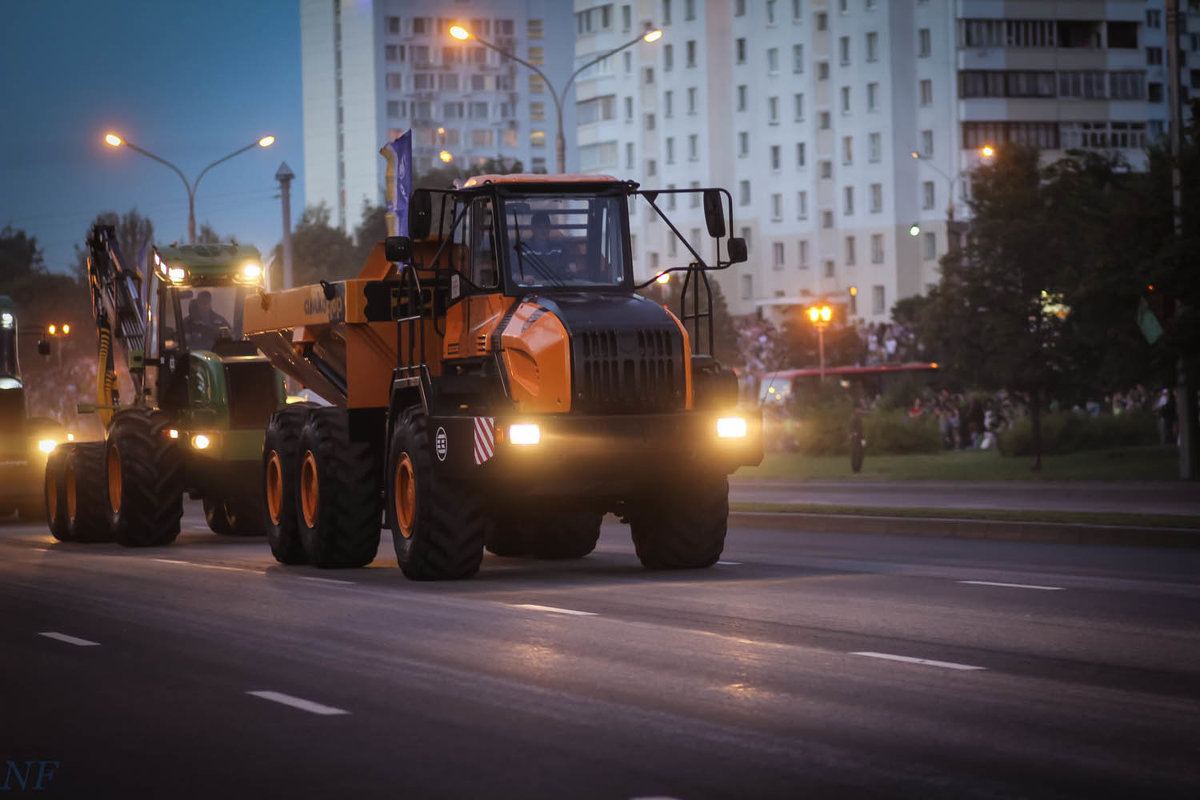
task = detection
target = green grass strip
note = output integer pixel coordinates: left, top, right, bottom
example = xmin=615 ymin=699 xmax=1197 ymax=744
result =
xmin=730 ymin=502 xmax=1200 ymax=530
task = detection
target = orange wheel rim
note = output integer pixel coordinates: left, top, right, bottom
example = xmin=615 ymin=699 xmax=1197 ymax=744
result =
xmin=394 ymin=453 xmax=416 ymax=539
xmin=266 ymin=451 xmax=284 ymax=525
xmin=107 ymin=445 xmax=122 ymax=514
xmin=45 ymin=466 xmax=57 ymax=519
xmin=66 ymin=463 xmax=77 ymax=521
xmin=300 ymin=451 xmax=319 ymax=529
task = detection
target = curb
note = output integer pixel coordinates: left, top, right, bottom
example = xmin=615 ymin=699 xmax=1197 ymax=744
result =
xmin=728 ymin=512 xmax=1200 ymax=548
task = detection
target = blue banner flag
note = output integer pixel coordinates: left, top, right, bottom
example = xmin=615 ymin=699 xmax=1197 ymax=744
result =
xmin=380 ymin=130 xmax=413 ymax=237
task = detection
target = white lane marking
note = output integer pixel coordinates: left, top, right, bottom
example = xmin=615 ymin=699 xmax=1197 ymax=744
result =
xmin=510 ymin=603 xmax=598 ymax=617
xmin=246 ymin=691 xmax=350 ymax=716
xmin=39 ymin=632 xmax=100 ymax=647
xmin=851 ymin=651 xmax=985 ymax=671
xmin=958 ymin=580 xmax=1064 ymax=591
xmin=152 ymin=558 xmax=260 ymax=574
xmin=717 ymin=560 xmax=742 ymax=566
xmin=297 ymin=576 xmax=356 ymax=585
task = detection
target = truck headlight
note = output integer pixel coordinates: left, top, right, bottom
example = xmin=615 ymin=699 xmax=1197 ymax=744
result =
xmin=191 ymin=433 xmax=212 ymax=450
xmin=240 ymin=263 xmax=262 ymax=281
xmin=37 ymin=439 xmax=57 ymax=454
xmin=716 ymin=417 xmax=748 ymax=439
xmin=168 ymin=267 xmax=187 ymax=283
xmin=508 ymin=423 xmax=541 ymax=446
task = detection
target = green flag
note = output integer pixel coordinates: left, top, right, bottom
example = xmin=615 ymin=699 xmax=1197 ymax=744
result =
xmin=1137 ymin=296 xmax=1164 ymax=345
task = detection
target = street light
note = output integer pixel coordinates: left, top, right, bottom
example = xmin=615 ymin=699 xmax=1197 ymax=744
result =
xmin=104 ymin=131 xmax=275 ymax=243
xmin=806 ymin=303 xmax=833 ymax=383
xmin=450 ymin=24 xmax=663 ymax=172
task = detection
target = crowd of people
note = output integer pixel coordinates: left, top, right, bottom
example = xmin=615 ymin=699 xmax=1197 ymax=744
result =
xmin=855 ymin=321 xmax=923 ymax=366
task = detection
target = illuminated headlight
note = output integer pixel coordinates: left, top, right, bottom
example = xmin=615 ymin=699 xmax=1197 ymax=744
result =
xmin=37 ymin=439 xmax=58 ymax=454
xmin=168 ymin=267 xmax=187 ymax=283
xmin=508 ymin=423 xmax=541 ymax=446
xmin=168 ymin=429 xmax=180 ymax=439
xmin=716 ymin=417 xmax=748 ymax=439
xmin=240 ymin=263 xmax=262 ymax=281
xmin=0 ymin=312 xmax=13 ymax=328
xmin=191 ymin=433 xmax=212 ymax=450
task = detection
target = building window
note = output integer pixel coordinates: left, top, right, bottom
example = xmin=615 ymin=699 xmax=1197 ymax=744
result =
xmin=819 ymin=111 xmax=831 ymax=129
xmin=739 ymin=180 xmax=751 ymax=205
xmin=666 ymin=137 xmax=676 ymax=164
xmin=921 ymin=129 xmax=933 ymax=157
xmin=662 ymin=0 xmax=672 ymax=25
xmin=737 ymin=85 xmax=748 ymax=111
xmin=644 ymin=113 xmax=656 ymax=130
xmin=386 ymin=16 xmax=400 ymax=34
xmin=624 ymin=96 xmax=633 ymax=121
xmin=664 ymin=90 xmax=674 ymax=117
xmin=687 ymin=40 xmax=696 ymax=67
xmin=622 ymin=5 xmax=632 ymax=31
xmin=531 ymin=101 xmax=546 ymax=121
xmin=842 ymin=136 xmax=853 ymax=164
xmin=844 ymin=186 xmax=854 ymax=215
xmin=870 ymin=183 xmax=882 ymax=213
xmin=644 ymin=67 xmax=655 ymax=84
xmin=871 ymin=233 xmax=884 ymax=263
xmin=685 ymin=0 xmax=696 ymax=21
xmin=687 ymin=88 xmax=697 ymax=113
xmin=920 ymin=79 xmax=933 ymax=106
xmin=530 ymin=75 xmax=545 ymax=93
xmin=738 ymin=131 xmax=749 ymax=156
xmin=772 ymin=241 xmax=785 ymax=268
xmin=794 ymin=93 xmax=805 ymax=120
xmin=793 ymin=44 xmax=804 ymax=73
xmin=1147 ymin=9 xmax=1162 ymax=28
xmin=688 ymin=134 xmax=698 ymax=160
xmin=923 ymin=232 xmax=936 ymax=260
xmin=866 ymin=32 xmax=878 ymax=62
xmin=1147 ymin=47 xmax=1163 ymax=66
xmin=799 ymin=239 xmax=809 ymax=268
xmin=816 ymin=12 xmax=827 ymax=31
xmin=625 ymin=142 xmax=635 ymax=169
xmin=839 ymin=36 xmax=850 ymax=65
xmin=528 ymin=47 xmax=544 ymax=65
xmin=736 ymin=0 xmax=747 ymax=16
xmin=817 ymin=61 xmax=830 ymax=80
xmin=663 ymin=44 xmax=674 ymax=71
xmin=768 ymin=48 xmax=779 ymax=74
xmin=918 ymin=28 xmax=931 ymax=57
xmin=819 ymin=159 xmax=832 ymax=178
xmin=868 ymin=132 xmax=881 ymax=162
xmin=872 ymin=285 xmax=885 ymax=314
xmin=796 ymin=142 xmax=806 ymax=167
xmin=797 ymin=191 xmax=808 ymax=219
xmin=766 ymin=0 xmax=777 ymax=24
xmin=741 ymin=274 xmax=753 ymax=300
xmin=821 ymin=210 xmax=834 ymax=229
xmin=530 ymin=130 xmax=545 ymax=147
xmin=845 ymin=236 xmax=856 ymax=265
xmin=824 ymin=260 xmax=835 ymax=278
xmin=768 ymin=96 xmax=779 ymax=124
xmin=770 ymin=145 xmax=781 ymax=171
xmin=841 ymin=86 xmax=851 ymax=113
xmin=922 ymin=181 xmax=935 ymax=210
xmin=736 ymin=38 xmax=747 ymax=63
xmin=867 ymin=82 xmax=879 ymax=111
xmin=772 ymin=196 xmax=783 ymax=223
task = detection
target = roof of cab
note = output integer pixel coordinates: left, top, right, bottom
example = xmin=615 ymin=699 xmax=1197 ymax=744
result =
xmin=462 ymin=173 xmax=619 ymax=187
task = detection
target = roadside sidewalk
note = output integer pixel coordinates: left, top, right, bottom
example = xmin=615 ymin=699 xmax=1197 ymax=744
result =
xmin=727 ymin=478 xmax=1200 ymax=548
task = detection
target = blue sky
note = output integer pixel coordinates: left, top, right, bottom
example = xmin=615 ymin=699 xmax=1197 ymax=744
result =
xmin=0 ymin=0 xmax=305 ymax=274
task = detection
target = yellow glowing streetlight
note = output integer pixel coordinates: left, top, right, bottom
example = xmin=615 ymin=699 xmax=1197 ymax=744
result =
xmin=103 ymin=131 xmax=276 ymax=243
xmin=807 ymin=303 xmax=833 ymax=382
xmin=980 ymin=144 xmax=995 ymax=159
xmin=439 ymin=150 xmax=454 ymax=163
xmin=449 ymin=23 xmax=662 ymax=171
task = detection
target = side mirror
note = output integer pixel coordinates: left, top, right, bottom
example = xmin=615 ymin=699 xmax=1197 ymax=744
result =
xmin=37 ymin=339 xmax=50 ymax=357
xmin=409 ymin=189 xmax=432 ymax=240
xmin=703 ymin=190 xmax=726 ymax=238
xmin=728 ymin=237 xmax=748 ymax=264
xmin=385 ymin=236 xmax=413 ymax=263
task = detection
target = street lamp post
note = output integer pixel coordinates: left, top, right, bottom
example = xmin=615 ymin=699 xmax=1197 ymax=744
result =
xmin=911 ymin=146 xmax=994 ymax=251
xmin=104 ymin=133 xmax=275 ymax=243
xmin=807 ymin=304 xmax=832 ymax=383
xmin=450 ymin=25 xmax=662 ymax=172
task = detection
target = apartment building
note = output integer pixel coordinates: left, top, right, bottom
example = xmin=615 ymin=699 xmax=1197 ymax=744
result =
xmin=301 ymin=0 xmax=576 ymax=233
xmin=573 ymin=0 xmax=1199 ymax=323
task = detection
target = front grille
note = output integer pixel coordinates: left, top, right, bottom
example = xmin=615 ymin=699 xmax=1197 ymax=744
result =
xmin=224 ymin=361 xmax=280 ymax=428
xmin=573 ymin=328 xmax=684 ymax=414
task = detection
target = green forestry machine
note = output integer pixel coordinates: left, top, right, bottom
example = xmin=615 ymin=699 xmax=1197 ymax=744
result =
xmin=0 ymin=296 xmax=69 ymax=520
xmin=44 ymin=225 xmax=283 ymax=545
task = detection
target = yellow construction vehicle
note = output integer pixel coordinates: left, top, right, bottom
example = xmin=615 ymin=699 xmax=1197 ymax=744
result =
xmin=245 ymin=175 xmax=761 ymax=580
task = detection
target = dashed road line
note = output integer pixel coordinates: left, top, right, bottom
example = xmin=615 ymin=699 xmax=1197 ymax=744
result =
xmin=851 ymin=651 xmax=986 ymax=671
xmin=717 ymin=560 xmax=742 ymax=566
xmin=297 ymin=576 xmax=357 ymax=585
xmin=958 ymin=580 xmax=1064 ymax=591
xmin=246 ymin=691 xmax=350 ymax=716
xmin=152 ymin=558 xmax=261 ymax=574
xmin=510 ymin=603 xmax=598 ymax=617
xmin=39 ymin=632 xmax=100 ymax=647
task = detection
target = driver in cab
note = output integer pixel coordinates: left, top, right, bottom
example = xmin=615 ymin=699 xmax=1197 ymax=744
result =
xmin=515 ymin=212 xmax=567 ymax=283
xmin=184 ymin=290 xmax=231 ymax=351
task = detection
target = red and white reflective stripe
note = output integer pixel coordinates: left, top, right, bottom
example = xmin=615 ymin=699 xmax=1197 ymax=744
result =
xmin=473 ymin=417 xmax=496 ymax=465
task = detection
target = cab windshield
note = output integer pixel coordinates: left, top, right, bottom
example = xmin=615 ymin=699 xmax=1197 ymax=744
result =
xmin=177 ymin=286 xmax=245 ymax=351
xmin=503 ymin=194 xmax=627 ymax=289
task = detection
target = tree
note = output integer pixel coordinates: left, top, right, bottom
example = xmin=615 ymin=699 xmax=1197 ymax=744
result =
xmin=353 ymin=201 xmax=388 ymax=267
xmin=71 ymin=209 xmax=155 ymax=281
xmin=642 ymin=272 xmax=739 ymax=366
xmin=414 ymin=157 xmax=525 ymax=190
xmin=270 ymin=203 xmax=357 ymax=287
xmin=931 ymin=145 xmax=1071 ymax=470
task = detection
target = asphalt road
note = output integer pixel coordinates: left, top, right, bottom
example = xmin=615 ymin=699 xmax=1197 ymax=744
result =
xmin=2 ymin=502 xmax=1198 ymax=799
xmin=730 ymin=478 xmax=1200 ymax=515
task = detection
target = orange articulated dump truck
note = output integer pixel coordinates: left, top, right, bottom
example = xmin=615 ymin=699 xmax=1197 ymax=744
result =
xmin=244 ymin=174 xmax=762 ymax=580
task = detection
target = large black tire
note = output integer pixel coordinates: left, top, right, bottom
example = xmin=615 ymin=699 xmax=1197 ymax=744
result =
xmin=44 ymin=448 xmax=70 ymax=541
xmin=262 ymin=403 xmax=317 ymax=564
xmin=203 ymin=497 xmax=233 ymax=534
xmin=627 ymin=475 xmax=729 ymax=569
xmin=65 ymin=442 xmax=113 ymax=543
xmin=387 ymin=405 xmax=487 ymax=580
xmin=106 ymin=409 xmax=184 ymax=547
xmin=487 ymin=510 xmax=602 ymax=559
xmin=295 ymin=407 xmax=381 ymax=568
